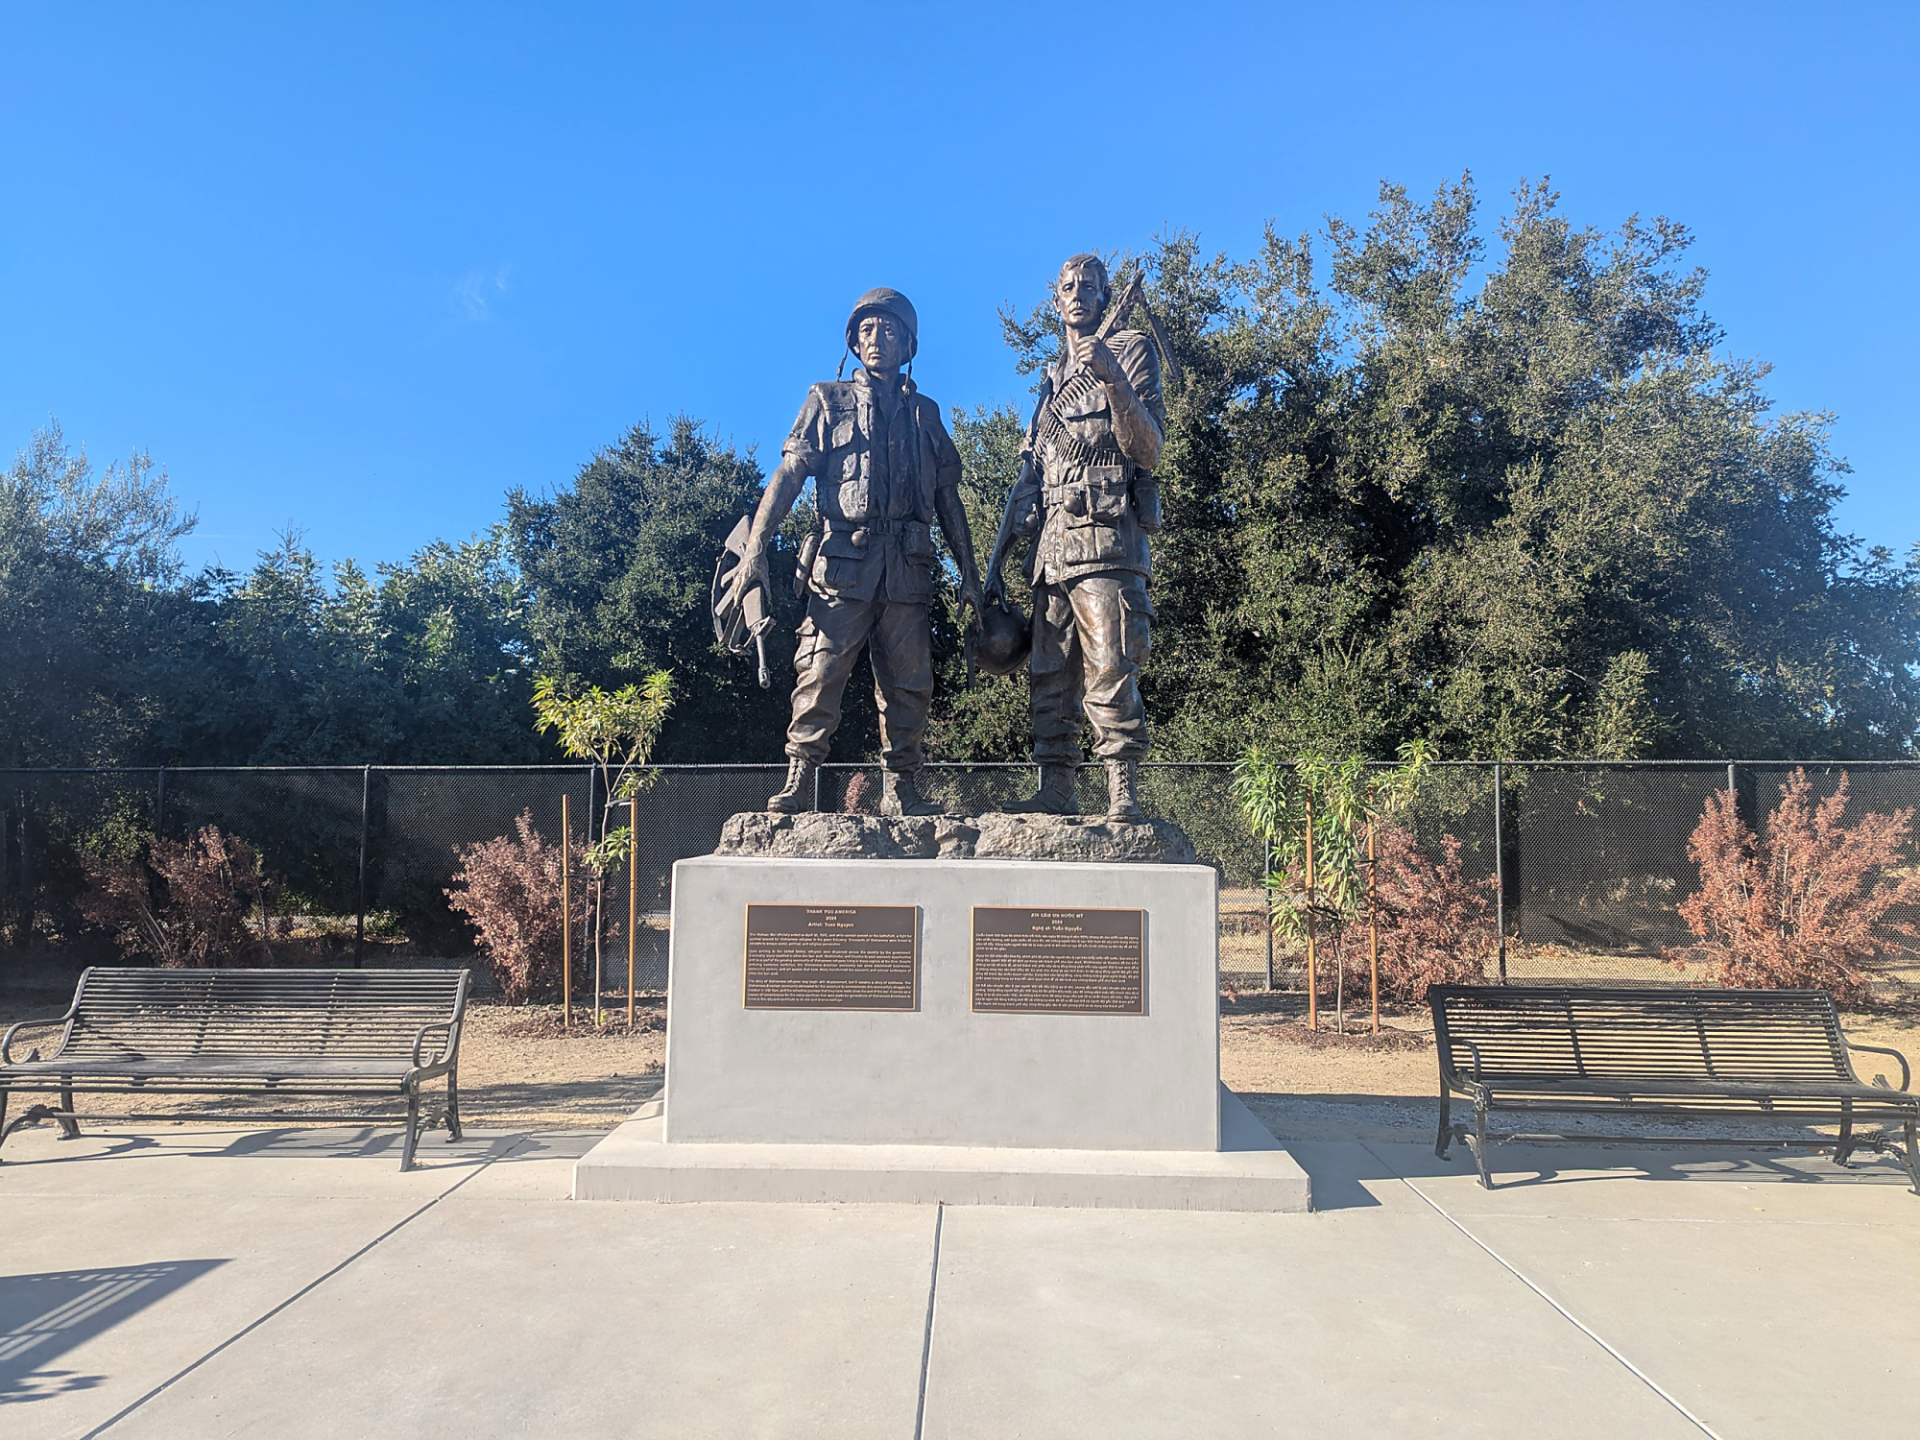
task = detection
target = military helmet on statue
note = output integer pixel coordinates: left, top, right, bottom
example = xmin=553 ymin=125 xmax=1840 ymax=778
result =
xmin=966 ymin=595 xmax=1032 ymax=678
xmin=845 ymin=287 xmax=920 ymax=360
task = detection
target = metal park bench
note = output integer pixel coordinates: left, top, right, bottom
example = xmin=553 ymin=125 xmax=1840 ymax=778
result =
xmin=1429 ymin=985 xmax=1919 ymax=1193
xmin=1 ymin=967 xmax=469 ymax=1171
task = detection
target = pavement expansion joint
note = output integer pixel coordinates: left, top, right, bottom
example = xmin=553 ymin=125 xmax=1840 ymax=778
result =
xmin=1362 ymin=1141 xmax=1726 ymax=1440
xmin=911 ymin=1202 xmax=945 ymax=1440
xmin=71 ymin=1132 xmax=533 ymax=1438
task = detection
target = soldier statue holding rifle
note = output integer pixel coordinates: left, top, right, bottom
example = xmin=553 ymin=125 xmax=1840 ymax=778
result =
xmin=981 ymin=254 xmax=1169 ymax=822
xmin=717 ymin=287 xmax=984 ymax=817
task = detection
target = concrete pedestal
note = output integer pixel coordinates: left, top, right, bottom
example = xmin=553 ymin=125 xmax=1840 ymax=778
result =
xmin=574 ymin=854 xmax=1311 ymax=1211
xmin=574 ymin=1089 xmax=1310 ymax=1211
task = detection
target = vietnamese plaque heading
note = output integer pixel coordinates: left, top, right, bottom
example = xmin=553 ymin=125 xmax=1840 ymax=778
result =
xmin=971 ymin=907 xmax=1146 ymax=1015
xmin=743 ymin=904 xmax=919 ymax=1011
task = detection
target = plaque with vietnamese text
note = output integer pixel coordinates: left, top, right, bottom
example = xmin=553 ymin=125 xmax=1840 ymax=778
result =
xmin=970 ymin=907 xmax=1146 ymax=1015
xmin=743 ymin=904 xmax=918 ymax=1011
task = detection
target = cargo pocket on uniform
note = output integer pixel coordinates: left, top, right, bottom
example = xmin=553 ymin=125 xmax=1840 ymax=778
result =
xmin=1087 ymin=467 xmax=1130 ymax=524
xmin=1120 ymin=591 xmax=1153 ymax=665
xmin=902 ymin=521 xmax=935 ymax=563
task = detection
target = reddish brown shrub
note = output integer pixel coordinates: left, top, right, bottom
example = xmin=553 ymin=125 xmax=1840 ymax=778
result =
xmin=1367 ymin=825 xmax=1496 ymax=1003
xmin=1273 ymin=824 xmax=1495 ymax=1006
xmin=445 ymin=810 xmax=592 ymax=1002
xmin=1670 ymin=769 xmax=1920 ymax=1004
xmin=79 ymin=825 xmax=279 ymax=968
xmin=842 ymin=771 xmax=878 ymax=814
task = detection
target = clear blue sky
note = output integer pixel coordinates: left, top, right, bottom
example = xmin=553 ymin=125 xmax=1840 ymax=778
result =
xmin=3 ymin=1 xmax=1914 ymax=576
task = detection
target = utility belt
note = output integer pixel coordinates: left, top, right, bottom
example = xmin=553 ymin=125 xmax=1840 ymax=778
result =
xmin=819 ymin=516 xmax=933 ymax=545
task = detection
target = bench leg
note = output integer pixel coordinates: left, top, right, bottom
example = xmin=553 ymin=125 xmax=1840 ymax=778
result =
xmin=444 ymin=1070 xmax=462 ymax=1143
xmin=1834 ymin=1100 xmax=1855 ymax=1168
xmin=400 ymin=1092 xmax=421 ymax=1172
xmin=1 ymin=1103 xmax=64 ymax=1156
xmin=1435 ymin=1090 xmax=1452 ymax=1160
xmin=1903 ymin=1118 xmax=1919 ymax=1197
xmin=56 ymin=1082 xmax=80 ymax=1140
xmin=1466 ymin=1099 xmax=1493 ymax=1189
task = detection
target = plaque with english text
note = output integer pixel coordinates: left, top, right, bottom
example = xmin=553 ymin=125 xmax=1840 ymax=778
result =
xmin=743 ymin=904 xmax=918 ymax=1011
xmin=970 ymin=907 xmax=1146 ymax=1015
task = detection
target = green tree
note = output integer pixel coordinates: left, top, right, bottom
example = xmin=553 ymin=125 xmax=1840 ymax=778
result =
xmin=170 ymin=530 xmax=540 ymax=766
xmin=992 ymin=179 xmax=1920 ymax=761
xmin=508 ymin=418 xmax=800 ymax=762
xmin=0 ymin=423 xmax=200 ymax=765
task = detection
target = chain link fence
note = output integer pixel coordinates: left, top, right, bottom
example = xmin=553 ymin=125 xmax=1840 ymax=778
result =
xmin=3 ymin=761 xmax=1917 ymax=1007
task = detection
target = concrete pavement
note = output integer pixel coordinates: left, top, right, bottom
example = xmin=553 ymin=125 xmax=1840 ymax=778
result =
xmin=2 ymin=1120 xmax=1914 ymax=1438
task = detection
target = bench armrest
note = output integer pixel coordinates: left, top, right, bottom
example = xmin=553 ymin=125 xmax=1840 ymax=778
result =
xmin=1848 ymin=1042 xmax=1911 ymax=1092
xmin=410 ymin=1022 xmax=457 ymax=1069
xmin=2 ymin=1009 xmax=76 ymax=1066
xmin=1454 ymin=1039 xmax=1487 ymax=1084
xmin=1438 ymin=1038 xmax=1490 ymax=1097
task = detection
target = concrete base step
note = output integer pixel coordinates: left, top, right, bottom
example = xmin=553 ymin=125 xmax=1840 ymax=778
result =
xmin=572 ymin=1087 xmax=1312 ymax=1212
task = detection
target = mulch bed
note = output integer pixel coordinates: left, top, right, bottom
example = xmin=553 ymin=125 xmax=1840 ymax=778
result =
xmin=1237 ymin=1015 xmax=1432 ymax=1052
xmin=486 ymin=999 xmax=665 ymax=1040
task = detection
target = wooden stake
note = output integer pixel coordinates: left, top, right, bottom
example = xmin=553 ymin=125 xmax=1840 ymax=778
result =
xmin=628 ymin=794 xmax=638 ymax=1030
xmin=1368 ymin=818 xmax=1380 ymax=1035
xmin=1304 ymin=796 xmax=1317 ymax=1030
xmin=561 ymin=792 xmax=572 ymax=1030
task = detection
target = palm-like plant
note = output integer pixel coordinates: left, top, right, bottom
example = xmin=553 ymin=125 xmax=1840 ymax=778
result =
xmin=1231 ymin=742 xmax=1432 ymax=1029
xmin=532 ymin=670 xmax=675 ymax=1023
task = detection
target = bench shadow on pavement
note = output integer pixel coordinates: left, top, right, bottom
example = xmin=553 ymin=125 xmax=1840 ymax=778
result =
xmin=0 ymin=1260 xmax=227 ymax=1407
xmin=1243 ymin=1094 xmax=1918 ymax=1210
xmin=1 ymin=1125 xmax=611 ymax=1169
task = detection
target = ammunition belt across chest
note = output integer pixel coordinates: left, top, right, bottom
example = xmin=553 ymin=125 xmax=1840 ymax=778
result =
xmin=1036 ymin=397 xmax=1128 ymax=471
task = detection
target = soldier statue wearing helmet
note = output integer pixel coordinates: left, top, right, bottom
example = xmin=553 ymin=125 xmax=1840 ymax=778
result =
xmin=719 ymin=287 xmax=984 ymax=816
xmin=982 ymin=254 xmax=1167 ymax=821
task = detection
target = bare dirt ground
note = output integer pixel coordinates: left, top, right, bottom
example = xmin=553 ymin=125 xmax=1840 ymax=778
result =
xmin=5 ymin=983 xmax=1916 ymax=1140
xmin=0 ymin=994 xmax=667 ymax=1132
xmin=1218 ymin=988 xmax=1920 ymax=1141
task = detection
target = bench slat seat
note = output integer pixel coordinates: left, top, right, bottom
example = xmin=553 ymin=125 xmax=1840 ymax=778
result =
xmin=1 ymin=967 xmax=469 ymax=1170
xmin=0 ymin=1059 xmax=427 ymax=1085
xmin=1429 ymin=985 xmax=1918 ymax=1193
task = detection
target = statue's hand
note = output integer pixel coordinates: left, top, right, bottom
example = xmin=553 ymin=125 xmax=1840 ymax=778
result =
xmin=958 ymin=575 xmax=985 ymax=633
xmin=721 ymin=549 xmax=762 ymax=617
xmin=1071 ymin=334 xmax=1125 ymax=385
xmin=981 ymin=561 xmax=1005 ymax=608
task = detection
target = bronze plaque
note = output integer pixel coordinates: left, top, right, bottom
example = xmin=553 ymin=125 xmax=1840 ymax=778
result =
xmin=971 ymin=907 xmax=1146 ymax=1015
xmin=743 ymin=904 xmax=918 ymax=1011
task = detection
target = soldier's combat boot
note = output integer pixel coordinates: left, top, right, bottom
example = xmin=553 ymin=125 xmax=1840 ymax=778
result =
xmin=881 ymin=771 xmax=941 ymax=817
xmin=1105 ymin=759 xmax=1145 ymax=823
xmin=1003 ymin=764 xmax=1078 ymax=816
xmin=766 ymin=758 xmax=816 ymax=814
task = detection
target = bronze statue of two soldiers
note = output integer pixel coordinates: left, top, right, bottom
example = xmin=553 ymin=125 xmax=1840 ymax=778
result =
xmin=719 ymin=257 xmax=1166 ymax=821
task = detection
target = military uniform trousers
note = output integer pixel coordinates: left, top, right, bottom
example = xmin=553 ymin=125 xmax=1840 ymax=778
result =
xmin=786 ymin=591 xmax=934 ymax=773
xmin=1029 ymin=571 xmax=1151 ymax=764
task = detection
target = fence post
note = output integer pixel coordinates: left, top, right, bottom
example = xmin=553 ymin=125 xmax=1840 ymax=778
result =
xmin=586 ymin=764 xmax=599 ymax=1019
xmin=154 ymin=767 xmax=167 ymax=837
xmin=1493 ymin=760 xmax=1508 ymax=984
xmin=562 ymin=791 xmax=573 ymax=1030
xmin=355 ymin=765 xmax=371 ymax=968
xmin=1304 ymin=797 xmax=1318 ymax=1029
xmin=813 ymin=765 xmax=823 ymax=813
xmin=1262 ymin=836 xmax=1275 ymax=992
xmin=628 ymin=794 xmax=639 ymax=1030
xmin=1368 ymin=819 xmax=1380 ymax=1034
